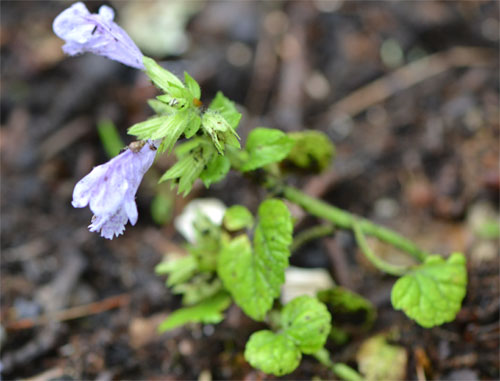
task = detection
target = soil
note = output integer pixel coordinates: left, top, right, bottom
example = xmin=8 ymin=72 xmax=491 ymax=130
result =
xmin=1 ymin=1 xmax=498 ymax=380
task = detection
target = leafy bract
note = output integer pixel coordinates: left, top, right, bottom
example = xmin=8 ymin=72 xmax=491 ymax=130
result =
xmin=199 ymin=155 xmax=230 ymax=188
xmin=184 ymin=71 xmax=201 ymax=99
xmin=245 ymin=331 xmax=301 ymax=376
xmin=245 ymin=296 xmax=331 ymax=376
xmin=155 ymin=255 xmax=197 ymax=287
xmin=241 ymin=128 xmax=295 ymax=172
xmin=223 ymin=205 xmax=254 ymax=231
xmin=286 ymin=130 xmax=335 ymax=172
xmin=158 ymin=291 xmax=231 ymax=332
xmin=208 ymin=91 xmax=242 ymax=130
xmin=218 ymin=199 xmax=293 ymax=320
xmin=201 ymin=109 xmax=240 ymax=154
xmin=391 ymin=252 xmax=467 ymax=327
xmin=143 ymin=56 xmax=184 ymax=93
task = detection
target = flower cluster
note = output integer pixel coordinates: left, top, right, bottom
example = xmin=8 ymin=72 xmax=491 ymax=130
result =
xmin=72 ymin=142 xmax=157 ymax=239
xmin=53 ymin=2 xmax=144 ymax=69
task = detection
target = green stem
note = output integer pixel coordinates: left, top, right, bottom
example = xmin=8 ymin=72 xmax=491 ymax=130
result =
xmin=282 ymin=185 xmax=429 ymax=262
xmin=353 ymin=221 xmax=409 ymax=276
xmin=291 ymin=224 xmax=335 ymax=253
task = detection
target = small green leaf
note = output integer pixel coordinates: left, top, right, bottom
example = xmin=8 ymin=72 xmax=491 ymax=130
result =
xmin=218 ymin=199 xmax=293 ymax=320
xmin=244 ymin=330 xmax=301 ymax=376
xmin=155 ymin=255 xmax=198 ymax=287
xmin=143 ymin=56 xmax=184 ymax=93
xmin=223 ymin=205 xmax=254 ymax=231
xmin=153 ymin=111 xmax=189 ymax=151
xmin=128 ymin=115 xmax=169 ymax=139
xmin=208 ymin=91 xmax=242 ymax=130
xmin=97 ymin=119 xmax=124 ymax=158
xmin=241 ymin=128 xmax=295 ymax=172
xmin=184 ymin=71 xmax=201 ymax=99
xmin=158 ymin=291 xmax=231 ymax=332
xmin=173 ymin=276 xmax=223 ymax=306
xmin=199 ymin=154 xmax=230 ymax=187
xmin=201 ymin=109 xmax=240 ymax=154
xmin=184 ymin=112 xmax=202 ymax=138
xmin=286 ymin=130 xmax=335 ymax=172
xmin=280 ymin=295 xmax=331 ymax=354
xmin=391 ymin=252 xmax=467 ymax=327
xmin=148 ymin=99 xmax=174 ymax=115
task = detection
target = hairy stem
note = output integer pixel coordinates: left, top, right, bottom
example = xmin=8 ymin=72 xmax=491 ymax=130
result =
xmin=282 ymin=185 xmax=429 ymax=262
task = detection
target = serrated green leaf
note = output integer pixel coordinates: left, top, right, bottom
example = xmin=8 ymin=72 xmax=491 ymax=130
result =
xmin=244 ymin=330 xmax=301 ymax=376
xmin=155 ymin=255 xmax=198 ymax=287
xmin=143 ymin=56 xmax=184 ymax=92
xmin=241 ymin=128 xmax=295 ymax=172
xmin=158 ymin=291 xmax=231 ymax=332
xmin=218 ymin=199 xmax=292 ymax=320
xmin=199 ymin=154 xmax=230 ymax=187
xmin=184 ymin=71 xmax=201 ymax=99
xmin=286 ymin=130 xmax=335 ymax=172
xmin=128 ymin=115 xmax=169 ymax=139
xmin=153 ymin=110 xmax=190 ymax=153
xmin=148 ymin=99 xmax=174 ymax=115
xmin=208 ymin=91 xmax=242 ymax=130
xmin=223 ymin=205 xmax=254 ymax=231
xmin=391 ymin=252 xmax=467 ymax=327
xmin=280 ymin=295 xmax=331 ymax=354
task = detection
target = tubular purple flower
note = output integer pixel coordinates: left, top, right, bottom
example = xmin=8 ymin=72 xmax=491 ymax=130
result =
xmin=53 ymin=2 xmax=144 ymax=69
xmin=72 ymin=141 xmax=157 ymax=239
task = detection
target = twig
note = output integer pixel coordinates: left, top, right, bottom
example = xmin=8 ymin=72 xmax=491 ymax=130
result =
xmin=319 ymin=46 xmax=496 ymax=122
xmin=4 ymin=293 xmax=130 ymax=331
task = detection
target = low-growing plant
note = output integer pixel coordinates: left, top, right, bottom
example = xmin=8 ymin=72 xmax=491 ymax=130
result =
xmin=55 ymin=3 xmax=468 ymax=378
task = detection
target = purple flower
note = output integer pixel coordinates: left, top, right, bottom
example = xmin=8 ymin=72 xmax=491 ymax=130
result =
xmin=53 ymin=2 xmax=144 ymax=69
xmin=72 ymin=141 xmax=157 ymax=239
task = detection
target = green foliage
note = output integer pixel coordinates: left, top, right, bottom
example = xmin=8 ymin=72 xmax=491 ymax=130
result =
xmin=97 ymin=119 xmax=124 ymax=158
xmin=241 ymin=128 xmax=295 ymax=172
xmin=475 ymin=219 xmax=500 ymax=239
xmin=218 ymin=199 xmax=293 ymax=320
xmin=244 ymin=295 xmax=331 ymax=376
xmin=143 ymin=56 xmax=184 ymax=92
xmin=314 ymin=348 xmax=363 ymax=381
xmin=208 ymin=91 xmax=242 ymax=130
xmin=318 ymin=287 xmax=376 ymax=331
xmin=188 ymin=213 xmax=221 ymax=271
xmin=172 ymin=275 xmax=223 ymax=306
xmin=223 ymin=205 xmax=254 ymax=231
xmin=158 ymin=291 xmax=231 ymax=332
xmin=184 ymin=71 xmax=201 ymax=99
xmin=201 ymin=109 xmax=240 ymax=154
xmin=199 ymin=155 xmax=230 ymax=187
xmin=150 ymin=192 xmax=174 ymax=225
xmin=155 ymin=255 xmax=197 ymax=287
xmin=391 ymin=252 xmax=467 ymax=327
xmin=286 ymin=130 xmax=335 ymax=172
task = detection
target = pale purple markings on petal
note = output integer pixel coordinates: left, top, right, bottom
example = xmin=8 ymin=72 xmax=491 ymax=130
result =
xmin=53 ymin=2 xmax=144 ymax=69
xmin=72 ymin=141 xmax=157 ymax=239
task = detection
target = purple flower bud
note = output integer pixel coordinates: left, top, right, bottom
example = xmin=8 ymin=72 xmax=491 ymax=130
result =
xmin=53 ymin=2 xmax=144 ymax=69
xmin=72 ymin=141 xmax=157 ymax=239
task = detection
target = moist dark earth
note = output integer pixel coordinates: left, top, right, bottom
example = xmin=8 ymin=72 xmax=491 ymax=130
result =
xmin=1 ymin=1 xmax=498 ymax=380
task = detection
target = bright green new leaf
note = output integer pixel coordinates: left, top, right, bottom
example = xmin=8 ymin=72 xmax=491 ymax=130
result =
xmin=128 ymin=115 xmax=168 ymax=139
xmin=391 ymin=252 xmax=467 ymax=327
xmin=218 ymin=199 xmax=293 ymax=320
xmin=184 ymin=71 xmax=201 ymax=99
xmin=158 ymin=291 xmax=231 ymax=332
xmin=280 ymin=295 xmax=331 ymax=354
xmin=184 ymin=112 xmax=202 ymax=138
xmin=208 ymin=91 xmax=242 ymax=130
xmin=286 ymin=130 xmax=335 ymax=172
xmin=148 ymin=99 xmax=174 ymax=115
xmin=97 ymin=119 xmax=124 ymax=158
xmin=201 ymin=109 xmax=240 ymax=154
xmin=199 ymin=154 xmax=230 ymax=187
xmin=155 ymin=255 xmax=198 ymax=287
xmin=223 ymin=205 xmax=254 ymax=231
xmin=143 ymin=56 xmax=184 ymax=93
xmin=244 ymin=330 xmax=301 ymax=376
xmin=241 ymin=128 xmax=295 ymax=172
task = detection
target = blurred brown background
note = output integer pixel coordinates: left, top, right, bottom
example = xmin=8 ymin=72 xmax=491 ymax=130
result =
xmin=1 ymin=1 xmax=498 ymax=379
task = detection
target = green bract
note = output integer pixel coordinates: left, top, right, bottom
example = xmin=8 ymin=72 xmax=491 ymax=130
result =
xmin=245 ymin=296 xmax=331 ymax=376
xmin=391 ymin=252 xmax=467 ymax=327
xmin=158 ymin=291 xmax=231 ymax=332
xmin=218 ymin=199 xmax=293 ymax=320
xmin=223 ymin=205 xmax=254 ymax=231
xmin=241 ymin=128 xmax=295 ymax=172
